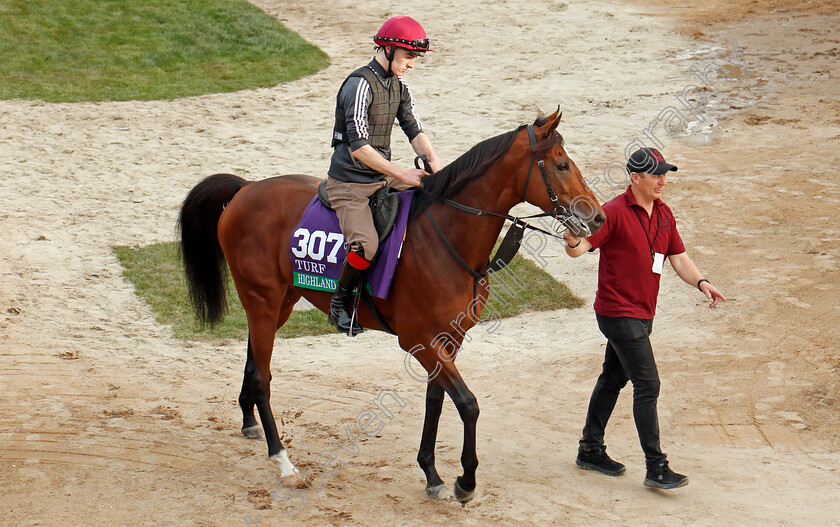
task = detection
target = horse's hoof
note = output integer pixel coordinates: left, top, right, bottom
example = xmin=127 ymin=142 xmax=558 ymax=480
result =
xmin=270 ymin=450 xmax=305 ymax=487
xmin=241 ymin=425 xmax=262 ymax=440
xmin=425 ymin=483 xmax=453 ymax=500
xmin=453 ymin=478 xmax=475 ymax=504
xmin=277 ymin=471 xmax=307 ymax=489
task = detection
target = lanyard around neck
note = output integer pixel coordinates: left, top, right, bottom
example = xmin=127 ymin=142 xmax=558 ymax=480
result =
xmin=632 ymin=206 xmax=660 ymax=259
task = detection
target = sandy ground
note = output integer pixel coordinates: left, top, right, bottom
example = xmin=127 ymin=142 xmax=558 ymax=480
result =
xmin=1 ymin=0 xmax=839 ymax=525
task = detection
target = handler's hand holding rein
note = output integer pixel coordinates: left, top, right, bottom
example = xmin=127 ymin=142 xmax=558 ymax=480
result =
xmin=562 ymin=229 xmax=579 ymax=246
xmin=562 ymin=228 xmax=591 ymax=257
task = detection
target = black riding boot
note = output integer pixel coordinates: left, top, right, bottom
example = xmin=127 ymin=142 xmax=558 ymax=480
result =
xmin=328 ymin=259 xmax=365 ymax=336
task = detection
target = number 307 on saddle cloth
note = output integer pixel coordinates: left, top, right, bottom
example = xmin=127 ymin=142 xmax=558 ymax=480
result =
xmin=290 ymin=190 xmax=415 ymax=298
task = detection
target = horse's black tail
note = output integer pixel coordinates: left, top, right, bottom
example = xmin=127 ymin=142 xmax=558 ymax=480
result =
xmin=177 ymin=173 xmax=248 ymax=327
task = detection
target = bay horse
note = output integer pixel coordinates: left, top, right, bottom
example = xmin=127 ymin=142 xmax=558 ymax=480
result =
xmin=178 ymin=108 xmax=604 ymax=503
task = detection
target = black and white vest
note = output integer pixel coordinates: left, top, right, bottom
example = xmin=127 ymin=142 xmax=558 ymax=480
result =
xmin=332 ymin=66 xmax=400 ymax=149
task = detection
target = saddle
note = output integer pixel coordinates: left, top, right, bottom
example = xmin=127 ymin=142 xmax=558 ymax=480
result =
xmin=317 ymin=179 xmax=401 ymax=243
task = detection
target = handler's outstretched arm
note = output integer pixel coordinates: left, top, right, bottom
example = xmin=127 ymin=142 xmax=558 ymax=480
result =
xmin=668 ymin=252 xmax=726 ymax=308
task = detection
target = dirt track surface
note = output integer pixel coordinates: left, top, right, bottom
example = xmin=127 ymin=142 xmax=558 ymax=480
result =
xmin=1 ymin=0 xmax=839 ymax=525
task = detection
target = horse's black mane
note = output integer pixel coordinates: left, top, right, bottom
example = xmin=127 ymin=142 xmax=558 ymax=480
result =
xmin=409 ymin=126 xmax=524 ymax=220
xmin=409 ymin=115 xmax=563 ymax=220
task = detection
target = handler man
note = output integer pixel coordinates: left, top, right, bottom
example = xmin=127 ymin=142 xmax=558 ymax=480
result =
xmin=326 ymin=16 xmax=443 ymax=336
xmin=563 ymin=147 xmax=725 ymax=489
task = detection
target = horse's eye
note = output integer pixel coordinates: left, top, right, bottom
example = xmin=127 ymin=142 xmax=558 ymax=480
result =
xmin=557 ymin=161 xmax=570 ymax=172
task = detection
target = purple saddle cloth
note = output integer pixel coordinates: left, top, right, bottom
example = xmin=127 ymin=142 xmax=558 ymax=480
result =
xmin=290 ymin=189 xmax=415 ymax=299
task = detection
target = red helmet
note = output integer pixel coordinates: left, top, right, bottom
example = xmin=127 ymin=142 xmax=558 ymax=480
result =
xmin=373 ymin=16 xmax=433 ymax=53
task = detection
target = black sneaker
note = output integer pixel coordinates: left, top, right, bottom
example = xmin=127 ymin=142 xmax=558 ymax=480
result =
xmin=644 ymin=461 xmax=688 ymax=489
xmin=576 ymin=446 xmax=626 ymax=476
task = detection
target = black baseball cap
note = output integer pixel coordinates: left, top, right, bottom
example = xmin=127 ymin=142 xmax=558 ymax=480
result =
xmin=626 ymin=147 xmax=678 ymax=176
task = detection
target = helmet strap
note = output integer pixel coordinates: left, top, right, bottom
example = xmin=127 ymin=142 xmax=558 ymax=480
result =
xmin=386 ymin=46 xmax=396 ymax=77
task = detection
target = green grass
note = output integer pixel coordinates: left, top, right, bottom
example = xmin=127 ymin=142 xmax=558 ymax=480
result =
xmin=113 ymin=240 xmax=583 ymax=342
xmin=113 ymin=242 xmax=333 ymax=341
xmin=486 ymin=244 xmax=585 ymax=318
xmin=0 ymin=0 xmax=329 ymax=102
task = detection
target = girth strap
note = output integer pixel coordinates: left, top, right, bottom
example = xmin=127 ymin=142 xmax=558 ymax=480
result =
xmin=360 ymin=285 xmax=397 ymax=335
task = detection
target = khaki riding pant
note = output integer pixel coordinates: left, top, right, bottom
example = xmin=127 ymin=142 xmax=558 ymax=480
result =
xmin=326 ymin=175 xmax=412 ymax=261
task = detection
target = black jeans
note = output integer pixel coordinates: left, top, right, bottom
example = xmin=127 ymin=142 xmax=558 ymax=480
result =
xmin=579 ymin=315 xmax=667 ymax=469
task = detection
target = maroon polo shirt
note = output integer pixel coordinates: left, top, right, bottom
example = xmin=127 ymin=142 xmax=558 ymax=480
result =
xmin=586 ymin=186 xmax=685 ymax=319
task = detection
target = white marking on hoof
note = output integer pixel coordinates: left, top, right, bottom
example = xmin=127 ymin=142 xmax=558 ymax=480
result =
xmin=425 ymin=483 xmax=453 ymax=500
xmin=270 ymin=450 xmax=306 ymax=488
xmin=453 ymin=479 xmax=475 ymax=503
xmin=270 ymin=450 xmax=299 ymax=477
xmin=241 ymin=425 xmax=262 ymax=440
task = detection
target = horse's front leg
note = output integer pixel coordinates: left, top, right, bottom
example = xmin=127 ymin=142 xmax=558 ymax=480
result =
xmin=450 ymin=379 xmax=479 ymax=503
xmin=418 ymin=379 xmax=449 ymax=499
xmin=413 ymin=348 xmax=480 ymax=503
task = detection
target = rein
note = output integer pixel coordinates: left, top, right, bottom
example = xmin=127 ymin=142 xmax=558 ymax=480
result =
xmin=424 ymin=124 xmax=591 ymax=282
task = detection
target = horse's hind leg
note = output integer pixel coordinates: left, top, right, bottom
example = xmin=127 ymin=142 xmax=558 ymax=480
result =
xmin=238 ymin=340 xmax=262 ymax=439
xmin=418 ymin=380 xmax=451 ymax=499
xmin=245 ymin=297 xmax=301 ymax=482
xmin=239 ymin=293 xmax=299 ymax=441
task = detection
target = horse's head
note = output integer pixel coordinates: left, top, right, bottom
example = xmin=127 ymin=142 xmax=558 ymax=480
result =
xmin=515 ymin=108 xmax=605 ymax=237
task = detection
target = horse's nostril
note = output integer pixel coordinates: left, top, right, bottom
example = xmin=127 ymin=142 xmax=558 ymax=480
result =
xmin=594 ymin=213 xmax=605 ymax=226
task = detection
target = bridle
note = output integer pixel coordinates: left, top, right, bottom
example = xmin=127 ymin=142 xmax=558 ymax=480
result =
xmin=423 ymin=124 xmax=593 ymax=282
xmin=519 ymin=124 xmax=591 ymax=237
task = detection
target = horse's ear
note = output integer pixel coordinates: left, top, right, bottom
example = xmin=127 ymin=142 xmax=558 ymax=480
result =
xmin=535 ymin=106 xmax=563 ymax=139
